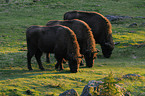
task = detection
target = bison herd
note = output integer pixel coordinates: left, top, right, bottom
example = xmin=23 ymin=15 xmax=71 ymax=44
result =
xmin=26 ymin=10 xmax=114 ymax=73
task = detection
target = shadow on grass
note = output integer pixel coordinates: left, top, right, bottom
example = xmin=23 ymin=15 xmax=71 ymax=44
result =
xmin=0 ymin=65 xmax=104 ymax=81
xmin=0 ymin=68 xmax=73 ymax=81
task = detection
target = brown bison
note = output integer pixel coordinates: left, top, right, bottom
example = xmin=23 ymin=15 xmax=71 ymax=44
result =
xmin=64 ymin=10 xmax=114 ymax=58
xmin=26 ymin=25 xmax=82 ymax=73
xmin=46 ymin=19 xmax=99 ymax=67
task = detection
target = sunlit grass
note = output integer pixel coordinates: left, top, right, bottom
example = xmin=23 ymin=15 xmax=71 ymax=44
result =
xmin=0 ymin=0 xmax=145 ymax=95
xmin=114 ymin=32 xmax=145 ymax=44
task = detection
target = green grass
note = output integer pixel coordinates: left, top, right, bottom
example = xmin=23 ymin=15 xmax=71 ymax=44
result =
xmin=0 ymin=0 xmax=145 ymax=95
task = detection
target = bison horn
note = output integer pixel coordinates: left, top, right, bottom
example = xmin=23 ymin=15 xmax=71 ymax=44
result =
xmin=114 ymin=42 xmax=120 ymax=45
xmin=105 ymin=42 xmax=111 ymax=46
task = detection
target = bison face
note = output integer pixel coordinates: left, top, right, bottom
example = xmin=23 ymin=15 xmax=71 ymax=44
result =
xmin=84 ymin=50 xmax=98 ymax=68
xmin=101 ymin=42 xmax=114 ymax=58
xmin=68 ymin=55 xmax=82 ymax=73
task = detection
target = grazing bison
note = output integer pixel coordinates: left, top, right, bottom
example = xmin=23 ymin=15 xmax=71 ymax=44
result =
xmin=64 ymin=10 xmax=114 ymax=58
xmin=46 ymin=19 xmax=99 ymax=67
xmin=26 ymin=25 xmax=82 ymax=73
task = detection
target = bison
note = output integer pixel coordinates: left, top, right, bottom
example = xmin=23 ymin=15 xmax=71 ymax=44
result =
xmin=46 ymin=19 xmax=99 ymax=67
xmin=26 ymin=25 xmax=82 ymax=73
xmin=64 ymin=10 xmax=114 ymax=58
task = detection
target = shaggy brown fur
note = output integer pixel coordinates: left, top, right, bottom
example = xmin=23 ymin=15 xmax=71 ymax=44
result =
xmin=62 ymin=25 xmax=81 ymax=58
xmin=46 ymin=19 xmax=98 ymax=67
xmin=64 ymin=10 xmax=114 ymax=58
xmin=26 ymin=25 xmax=82 ymax=73
xmin=75 ymin=19 xmax=96 ymax=52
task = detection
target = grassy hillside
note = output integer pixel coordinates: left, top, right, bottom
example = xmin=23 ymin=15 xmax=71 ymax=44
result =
xmin=0 ymin=0 xmax=145 ymax=95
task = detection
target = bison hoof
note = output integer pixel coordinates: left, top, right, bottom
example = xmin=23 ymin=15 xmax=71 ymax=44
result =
xmin=59 ymin=67 xmax=64 ymax=71
xmin=46 ymin=60 xmax=50 ymax=63
xmin=86 ymin=65 xmax=93 ymax=68
xmin=70 ymin=70 xmax=78 ymax=73
xmin=55 ymin=66 xmax=59 ymax=69
xmin=29 ymin=69 xmax=33 ymax=71
xmin=40 ymin=68 xmax=45 ymax=70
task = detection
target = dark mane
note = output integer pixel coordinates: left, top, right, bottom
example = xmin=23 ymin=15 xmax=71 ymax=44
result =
xmin=72 ymin=19 xmax=96 ymax=52
xmin=61 ymin=25 xmax=81 ymax=57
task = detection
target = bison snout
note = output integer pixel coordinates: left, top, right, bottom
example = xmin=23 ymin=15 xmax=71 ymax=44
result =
xmin=104 ymin=54 xmax=111 ymax=58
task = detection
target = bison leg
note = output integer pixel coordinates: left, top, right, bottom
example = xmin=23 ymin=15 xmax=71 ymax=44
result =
xmin=55 ymin=57 xmax=64 ymax=70
xmin=59 ymin=59 xmax=64 ymax=70
xmin=46 ymin=53 xmax=50 ymax=63
xmin=27 ymin=50 xmax=35 ymax=71
xmin=55 ymin=63 xmax=59 ymax=69
xmin=35 ymin=49 xmax=45 ymax=70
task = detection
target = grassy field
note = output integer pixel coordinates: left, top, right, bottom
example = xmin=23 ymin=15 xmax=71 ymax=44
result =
xmin=0 ymin=0 xmax=145 ymax=95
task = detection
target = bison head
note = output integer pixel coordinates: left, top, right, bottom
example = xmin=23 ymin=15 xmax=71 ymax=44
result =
xmin=84 ymin=49 xmax=99 ymax=68
xmin=101 ymin=42 xmax=114 ymax=58
xmin=68 ymin=55 xmax=83 ymax=73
